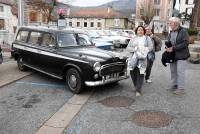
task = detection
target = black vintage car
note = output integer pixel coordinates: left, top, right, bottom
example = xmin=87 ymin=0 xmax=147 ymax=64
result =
xmin=11 ymin=26 xmax=128 ymax=93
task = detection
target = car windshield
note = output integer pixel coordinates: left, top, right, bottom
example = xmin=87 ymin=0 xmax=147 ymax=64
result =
xmin=88 ymin=31 xmax=100 ymax=38
xmin=57 ymin=32 xmax=93 ymax=47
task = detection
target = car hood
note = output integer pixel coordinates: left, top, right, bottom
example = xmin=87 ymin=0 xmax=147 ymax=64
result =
xmin=57 ymin=47 xmax=122 ymax=63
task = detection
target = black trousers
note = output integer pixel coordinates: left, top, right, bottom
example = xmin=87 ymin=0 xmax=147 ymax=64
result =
xmin=145 ymin=58 xmax=154 ymax=80
xmin=130 ymin=67 xmax=144 ymax=93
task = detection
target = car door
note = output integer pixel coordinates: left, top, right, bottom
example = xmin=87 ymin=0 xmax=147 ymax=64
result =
xmin=39 ymin=32 xmax=61 ymax=76
xmin=13 ymin=30 xmax=30 ymax=65
xmin=26 ymin=31 xmax=43 ymax=68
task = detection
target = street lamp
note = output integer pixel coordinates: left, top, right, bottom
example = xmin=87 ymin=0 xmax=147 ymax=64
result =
xmin=18 ymin=0 xmax=24 ymax=26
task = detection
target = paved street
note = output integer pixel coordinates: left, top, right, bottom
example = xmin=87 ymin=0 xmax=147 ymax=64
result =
xmin=64 ymin=51 xmax=200 ymax=134
xmin=0 ymin=50 xmax=200 ymax=134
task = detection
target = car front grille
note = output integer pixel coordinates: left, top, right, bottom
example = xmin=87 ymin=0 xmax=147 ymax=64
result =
xmin=99 ymin=62 xmax=126 ymax=76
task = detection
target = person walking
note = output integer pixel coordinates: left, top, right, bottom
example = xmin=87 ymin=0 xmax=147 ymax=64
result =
xmin=145 ymin=26 xmax=162 ymax=83
xmin=126 ymin=26 xmax=153 ymax=96
xmin=166 ymin=17 xmax=190 ymax=95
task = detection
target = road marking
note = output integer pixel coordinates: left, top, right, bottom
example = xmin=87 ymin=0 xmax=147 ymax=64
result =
xmin=36 ymin=91 xmax=93 ymax=134
xmin=16 ymin=81 xmax=65 ymax=88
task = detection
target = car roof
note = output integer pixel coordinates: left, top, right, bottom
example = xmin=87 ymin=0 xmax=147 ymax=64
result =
xmin=18 ymin=26 xmax=85 ymax=34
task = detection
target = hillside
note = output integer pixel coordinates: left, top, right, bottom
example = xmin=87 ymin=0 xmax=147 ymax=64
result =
xmin=68 ymin=0 xmax=136 ymax=18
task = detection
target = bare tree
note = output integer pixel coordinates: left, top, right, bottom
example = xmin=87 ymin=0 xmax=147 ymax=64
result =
xmin=190 ymin=0 xmax=200 ymax=28
xmin=139 ymin=1 xmax=154 ymax=25
xmin=26 ymin=0 xmax=57 ymax=22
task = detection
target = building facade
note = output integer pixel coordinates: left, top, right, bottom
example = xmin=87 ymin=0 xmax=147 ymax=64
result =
xmin=0 ymin=0 xmax=17 ymax=33
xmin=65 ymin=8 xmax=129 ymax=30
xmin=179 ymin=0 xmax=194 ymax=28
xmin=0 ymin=0 xmax=17 ymax=45
xmin=135 ymin=0 xmax=173 ymax=33
xmin=180 ymin=0 xmax=194 ymax=14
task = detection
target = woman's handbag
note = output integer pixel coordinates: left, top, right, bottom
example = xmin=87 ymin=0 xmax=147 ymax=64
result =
xmin=147 ymin=51 xmax=155 ymax=61
xmin=0 ymin=53 xmax=3 ymax=64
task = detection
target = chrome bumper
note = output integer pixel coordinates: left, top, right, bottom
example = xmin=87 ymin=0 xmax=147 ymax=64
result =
xmin=85 ymin=73 xmax=129 ymax=86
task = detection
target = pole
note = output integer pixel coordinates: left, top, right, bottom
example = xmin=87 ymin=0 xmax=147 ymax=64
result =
xmin=18 ymin=0 xmax=24 ymax=26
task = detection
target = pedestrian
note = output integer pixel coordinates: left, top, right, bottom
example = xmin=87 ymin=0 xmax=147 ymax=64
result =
xmin=126 ymin=26 xmax=153 ymax=96
xmin=145 ymin=26 xmax=162 ymax=83
xmin=0 ymin=44 xmax=3 ymax=64
xmin=166 ymin=17 xmax=190 ymax=95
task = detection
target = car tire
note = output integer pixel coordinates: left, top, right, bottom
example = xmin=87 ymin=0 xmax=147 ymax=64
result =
xmin=17 ymin=56 xmax=27 ymax=71
xmin=66 ymin=68 xmax=84 ymax=94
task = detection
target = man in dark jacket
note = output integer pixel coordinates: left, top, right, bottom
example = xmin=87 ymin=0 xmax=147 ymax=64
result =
xmin=166 ymin=17 xmax=190 ymax=95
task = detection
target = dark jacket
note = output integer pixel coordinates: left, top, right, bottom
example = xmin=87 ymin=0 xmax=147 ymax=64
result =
xmin=152 ymin=35 xmax=162 ymax=52
xmin=161 ymin=41 xmax=175 ymax=66
xmin=167 ymin=27 xmax=190 ymax=60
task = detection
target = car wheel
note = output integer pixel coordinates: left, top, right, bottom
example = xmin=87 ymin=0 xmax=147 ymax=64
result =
xmin=66 ymin=68 xmax=84 ymax=94
xmin=17 ymin=56 xmax=27 ymax=71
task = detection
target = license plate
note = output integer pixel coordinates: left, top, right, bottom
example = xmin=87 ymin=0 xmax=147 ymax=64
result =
xmin=106 ymin=73 xmax=118 ymax=79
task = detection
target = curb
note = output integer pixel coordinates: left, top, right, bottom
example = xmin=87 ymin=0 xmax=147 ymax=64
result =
xmin=36 ymin=91 xmax=93 ymax=134
xmin=0 ymin=61 xmax=32 ymax=88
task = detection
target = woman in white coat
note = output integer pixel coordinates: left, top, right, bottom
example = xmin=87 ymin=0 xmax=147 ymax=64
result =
xmin=126 ymin=26 xmax=153 ymax=96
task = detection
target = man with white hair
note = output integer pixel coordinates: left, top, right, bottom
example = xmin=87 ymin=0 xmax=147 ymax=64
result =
xmin=166 ymin=17 xmax=190 ymax=95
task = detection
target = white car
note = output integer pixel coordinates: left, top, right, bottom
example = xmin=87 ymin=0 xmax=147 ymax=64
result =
xmin=85 ymin=30 xmax=114 ymax=50
xmin=122 ymin=29 xmax=135 ymax=38
xmin=102 ymin=30 xmax=131 ymax=48
xmin=94 ymin=30 xmax=121 ymax=48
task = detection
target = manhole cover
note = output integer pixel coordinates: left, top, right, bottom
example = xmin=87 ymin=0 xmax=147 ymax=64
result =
xmin=99 ymin=96 xmax=135 ymax=107
xmin=131 ymin=110 xmax=173 ymax=128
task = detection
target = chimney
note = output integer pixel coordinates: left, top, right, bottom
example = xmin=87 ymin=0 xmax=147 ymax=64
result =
xmin=107 ymin=5 xmax=112 ymax=14
xmin=67 ymin=8 xmax=70 ymax=16
xmin=107 ymin=7 xmax=110 ymax=14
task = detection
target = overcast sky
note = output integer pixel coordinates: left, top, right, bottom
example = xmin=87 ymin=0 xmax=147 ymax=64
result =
xmin=59 ymin=0 xmax=116 ymax=7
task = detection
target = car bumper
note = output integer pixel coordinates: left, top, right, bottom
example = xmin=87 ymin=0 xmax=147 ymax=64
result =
xmin=85 ymin=72 xmax=128 ymax=86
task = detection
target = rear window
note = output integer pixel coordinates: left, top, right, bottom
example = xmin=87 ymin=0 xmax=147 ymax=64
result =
xmin=28 ymin=31 xmax=42 ymax=45
xmin=42 ymin=33 xmax=56 ymax=48
xmin=16 ymin=30 xmax=29 ymax=42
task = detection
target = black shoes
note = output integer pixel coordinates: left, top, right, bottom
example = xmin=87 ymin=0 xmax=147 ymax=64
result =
xmin=167 ymin=85 xmax=177 ymax=92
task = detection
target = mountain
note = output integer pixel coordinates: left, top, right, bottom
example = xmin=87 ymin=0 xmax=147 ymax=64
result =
xmin=98 ymin=0 xmax=136 ymax=12
xmin=98 ymin=0 xmax=136 ymax=18
xmin=68 ymin=0 xmax=136 ymax=18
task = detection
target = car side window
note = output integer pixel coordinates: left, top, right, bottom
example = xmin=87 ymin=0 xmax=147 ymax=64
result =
xmin=77 ymin=34 xmax=92 ymax=45
xmin=42 ymin=33 xmax=56 ymax=48
xmin=57 ymin=33 xmax=77 ymax=47
xmin=16 ymin=30 xmax=29 ymax=42
xmin=28 ymin=31 xmax=42 ymax=45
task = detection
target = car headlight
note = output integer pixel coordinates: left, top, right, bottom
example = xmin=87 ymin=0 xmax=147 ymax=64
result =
xmin=93 ymin=62 xmax=101 ymax=72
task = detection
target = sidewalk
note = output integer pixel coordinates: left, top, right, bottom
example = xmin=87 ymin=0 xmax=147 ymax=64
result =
xmin=0 ymin=60 xmax=32 ymax=88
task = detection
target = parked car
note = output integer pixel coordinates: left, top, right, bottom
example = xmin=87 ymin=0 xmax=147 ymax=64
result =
xmin=85 ymin=30 xmax=114 ymax=50
xmin=122 ymin=29 xmax=135 ymax=38
xmin=95 ymin=30 xmax=121 ymax=47
xmin=100 ymin=30 xmax=131 ymax=48
xmin=11 ymin=26 xmax=128 ymax=93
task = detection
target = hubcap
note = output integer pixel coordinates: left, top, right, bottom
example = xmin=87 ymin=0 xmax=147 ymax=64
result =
xmin=69 ymin=75 xmax=77 ymax=88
